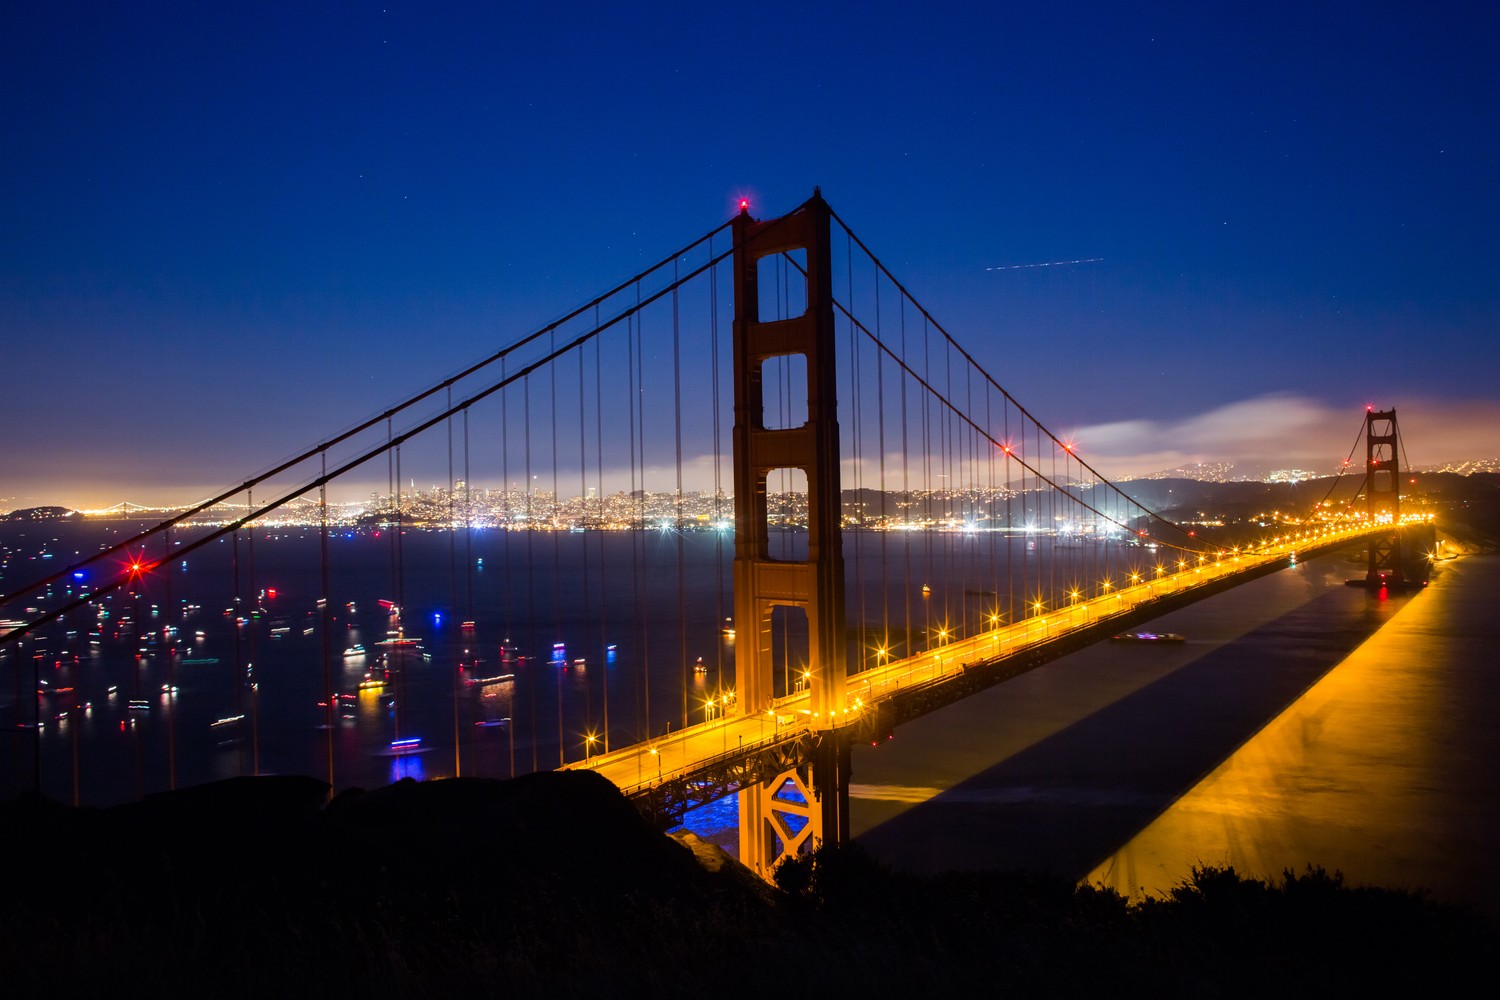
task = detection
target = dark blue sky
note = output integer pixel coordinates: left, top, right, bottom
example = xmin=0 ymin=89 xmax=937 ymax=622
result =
xmin=4 ymin=2 xmax=1497 ymax=506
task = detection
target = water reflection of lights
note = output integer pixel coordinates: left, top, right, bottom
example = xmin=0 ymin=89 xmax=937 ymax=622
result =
xmin=389 ymin=754 xmax=426 ymax=783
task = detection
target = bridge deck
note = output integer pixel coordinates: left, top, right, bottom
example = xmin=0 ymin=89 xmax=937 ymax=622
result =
xmin=566 ymin=525 xmax=1395 ymax=803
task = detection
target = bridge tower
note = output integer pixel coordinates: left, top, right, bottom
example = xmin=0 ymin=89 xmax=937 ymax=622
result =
xmin=731 ymin=191 xmax=850 ymax=877
xmin=1363 ymin=408 xmax=1404 ymax=586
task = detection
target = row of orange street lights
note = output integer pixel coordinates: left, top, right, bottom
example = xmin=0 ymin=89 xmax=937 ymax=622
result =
xmin=591 ymin=522 xmax=1391 ymax=780
xmin=897 ymin=547 xmax=1287 ymax=667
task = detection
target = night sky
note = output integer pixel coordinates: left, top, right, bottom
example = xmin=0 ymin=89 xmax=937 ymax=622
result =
xmin=4 ymin=2 xmax=1497 ymax=507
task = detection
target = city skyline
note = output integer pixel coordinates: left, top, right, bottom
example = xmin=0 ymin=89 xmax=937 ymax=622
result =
xmin=5 ymin=427 xmax=1498 ymax=516
xmin=4 ymin=4 xmax=1498 ymax=507
xmin=17 ymin=449 xmax=1493 ymax=526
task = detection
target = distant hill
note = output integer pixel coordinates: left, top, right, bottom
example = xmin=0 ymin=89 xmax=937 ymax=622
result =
xmin=2 ymin=506 xmax=79 ymax=522
xmin=1115 ymin=475 xmax=1362 ymax=518
xmin=1118 ymin=472 xmax=1500 ymax=548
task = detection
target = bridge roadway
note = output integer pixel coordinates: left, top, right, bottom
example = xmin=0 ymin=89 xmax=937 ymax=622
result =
xmin=565 ymin=523 xmax=1401 ymax=810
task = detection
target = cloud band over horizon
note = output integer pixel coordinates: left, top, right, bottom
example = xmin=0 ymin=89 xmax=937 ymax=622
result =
xmin=7 ymin=393 xmax=1495 ymax=512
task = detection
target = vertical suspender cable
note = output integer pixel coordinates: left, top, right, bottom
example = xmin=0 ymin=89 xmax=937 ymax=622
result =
xmin=501 ymin=363 xmax=515 ymax=779
xmin=709 ymin=239 xmax=725 ymax=698
xmin=247 ymin=487 xmax=260 ymax=775
xmin=501 ymin=358 xmax=513 ymax=656
xmin=1004 ymin=401 xmax=1013 ymax=623
xmin=394 ymin=444 xmax=406 ymax=748
xmin=551 ymin=331 xmax=563 ymax=767
xmin=873 ymin=243 xmax=889 ymax=656
xmin=845 ymin=231 xmax=864 ymax=672
xmin=320 ymin=452 xmax=333 ymax=788
xmin=395 ymin=445 xmax=405 ymax=625
xmin=921 ymin=314 xmax=933 ymax=649
xmin=524 ymin=372 xmax=537 ymax=772
xmin=899 ymin=290 xmax=911 ymax=655
xmin=1045 ymin=421 xmax=1054 ymax=609
xmin=943 ymin=320 xmax=955 ymax=637
xmin=986 ymin=383 xmax=997 ymax=626
xmin=673 ymin=259 xmax=688 ymax=731
xmin=163 ymin=523 xmax=176 ymax=791
xmin=1021 ymin=415 xmax=1030 ymax=616
xmin=630 ymin=284 xmax=650 ymax=741
xmin=232 ymin=511 xmax=245 ymax=775
xmin=447 ymin=388 xmax=461 ymax=777
xmin=462 ymin=409 xmax=474 ymax=772
xmin=463 ymin=411 xmax=472 ymax=621
xmin=577 ymin=328 xmax=592 ymax=739
xmin=594 ymin=311 xmax=609 ymax=752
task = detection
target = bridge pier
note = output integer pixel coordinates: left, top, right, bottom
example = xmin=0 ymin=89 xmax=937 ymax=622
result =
xmin=738 ymin=734 xmax=851 ymax=880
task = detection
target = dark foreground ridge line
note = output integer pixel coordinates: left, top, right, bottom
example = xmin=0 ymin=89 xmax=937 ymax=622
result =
xmin=2 ymin=771 xmax=1493 ymax=998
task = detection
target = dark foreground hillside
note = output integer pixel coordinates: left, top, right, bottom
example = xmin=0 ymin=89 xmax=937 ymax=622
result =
xmin=2 ymin=772 xmax=1493 ymax=998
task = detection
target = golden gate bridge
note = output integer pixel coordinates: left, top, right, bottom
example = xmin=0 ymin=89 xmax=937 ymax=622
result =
xmin=0 ymin=191 xmax=1429 ymax=877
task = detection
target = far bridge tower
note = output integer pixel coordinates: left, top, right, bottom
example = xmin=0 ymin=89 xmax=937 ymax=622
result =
xmin=1360 ymin=407 xmax=1430 ymax=588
